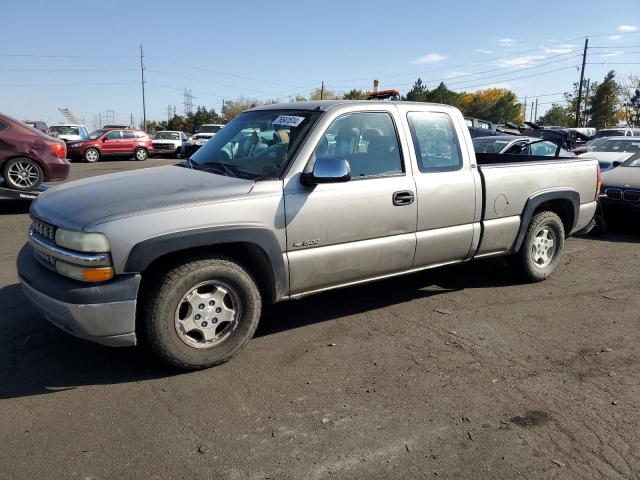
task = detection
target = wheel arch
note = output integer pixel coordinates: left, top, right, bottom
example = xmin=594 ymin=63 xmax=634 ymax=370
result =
xmin=126 ymin=226 xmax=287 ymax=303
xmin=513 ymin=189 xmax=579 ymax=252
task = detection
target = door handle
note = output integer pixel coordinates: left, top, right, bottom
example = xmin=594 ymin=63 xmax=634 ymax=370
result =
xmin=392 ymin=190 xmax=414 ymax=206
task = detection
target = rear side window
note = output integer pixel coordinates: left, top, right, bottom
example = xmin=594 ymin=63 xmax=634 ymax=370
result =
xmin=0 ymin=120 xmax=7 ymax=132
xmin=122 ymin=131 xmax=136 ymax=139
xmin=314 ymin=112 xmax=403 ymax=178
xmin=407 ymin=112 xmax=463 ymax=172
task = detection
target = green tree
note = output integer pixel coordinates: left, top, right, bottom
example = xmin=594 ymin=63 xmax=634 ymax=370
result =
xmin=619 ymin=74 xmax=640 ymax=126
xmin=222 ymin=97 xmax=258 ymax=122
xmin=343 ymin=88 xmax=368 ymax=100
xmin=403 ymin=78 xmax=428 ymax=102
xmin=423 ymin=82 xmax=461 ymax=107
xmin=537 ymin=104 xmax=572 ymax=126
xmin=588 ymin=70 xmax=619 ymax=129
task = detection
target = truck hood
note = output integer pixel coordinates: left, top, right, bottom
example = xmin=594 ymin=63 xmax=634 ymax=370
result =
xmin=602 ymin=166 xmax=640 ymax=188
xmin=31 ymin=165 xmax=255 ymax=230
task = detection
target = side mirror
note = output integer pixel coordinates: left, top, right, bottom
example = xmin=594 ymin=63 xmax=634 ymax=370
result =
xmin=301 ymin=156 xmax=351 ymax=185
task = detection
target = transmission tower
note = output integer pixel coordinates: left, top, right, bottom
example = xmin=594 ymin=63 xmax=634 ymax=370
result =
xmin=167 ymin=104 xmax=173 ymax=121
xmin=105 ymin=109 xmax=116 ymax=125
xmin=183 ymin=89 xmax=195 ymax=115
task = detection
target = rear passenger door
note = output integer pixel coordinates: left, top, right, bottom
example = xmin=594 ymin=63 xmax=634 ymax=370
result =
xmin=285 ymin=110 xmax=417 ymax=295
xmin=404 ymin=110 xmax=480 ymax=267
xmin=121 ymin=130 xmax=137 ymax=153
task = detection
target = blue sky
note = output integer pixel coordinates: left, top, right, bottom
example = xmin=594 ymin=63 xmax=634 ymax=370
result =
xmin=1 ymin=0 xmax=638 ymax=127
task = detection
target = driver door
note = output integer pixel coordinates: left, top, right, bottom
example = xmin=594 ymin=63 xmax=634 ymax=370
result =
xmin=284 ymin=111 xmax=417 ymax=295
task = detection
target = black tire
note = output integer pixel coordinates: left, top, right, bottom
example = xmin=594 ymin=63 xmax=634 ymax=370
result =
xmin=84 ymin=147 xmax=100 ymax=163
xmin=515 ymin=211 xmax=565 ymax=282
xmin=141 ymin=254 xmax=262 ymax=370
xmin=134 ymin=147 xmax=148 ymax=161
xmin=2 ymin=157 xmax=44 ymax=191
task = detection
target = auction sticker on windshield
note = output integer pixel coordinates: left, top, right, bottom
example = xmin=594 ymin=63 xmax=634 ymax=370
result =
xmin=272 ymin=115 xmax=305 ymax=127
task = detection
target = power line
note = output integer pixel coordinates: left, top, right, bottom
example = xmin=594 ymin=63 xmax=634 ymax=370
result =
xmin=0 ymin=82 xmax=138 ymax=87
xmin=0 ymin=53 xmax=137 ymax=58
xmin=0 ymin=68 xmax=138 ymax=72
xmin=146 ymin=69 xmax=283 ymax=96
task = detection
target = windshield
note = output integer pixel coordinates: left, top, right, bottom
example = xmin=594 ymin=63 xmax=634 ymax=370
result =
xmin=472 ymin=138 xmax=511 ymax=153
xmin=594 ymin=139 xmax=640 ymax=153
xmin=50 ymin=126 xmax=82 ymax=136
xmin=155 ymin=132 xmax=180 ymax=140
xmin=189 ymin=110 xmax=320 ymax=180
xmin=197 ymin=125 xmax=223 ymax=134
xmin=622 ymin=153 xmax=640 ymax=167
xmin=87 ymin=129 xmax=107 ymax=140
xmin=594 ymin=129 xmax=625 ymax=138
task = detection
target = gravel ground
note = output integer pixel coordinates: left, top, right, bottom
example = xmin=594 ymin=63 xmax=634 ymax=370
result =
xmin=1 ymin=158 xmax=639 ymax=479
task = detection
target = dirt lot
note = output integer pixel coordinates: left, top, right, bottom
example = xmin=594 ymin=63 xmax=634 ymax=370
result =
xmin=1 ymin=159 xmax=639 ymax=479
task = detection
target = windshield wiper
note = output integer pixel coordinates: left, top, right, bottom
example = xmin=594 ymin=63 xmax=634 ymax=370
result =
xmin=201 ymin=161 xmax=237 ymax=178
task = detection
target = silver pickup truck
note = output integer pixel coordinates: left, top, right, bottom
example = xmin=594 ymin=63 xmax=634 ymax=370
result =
xmin=17 ymin=101 xmax=600 ymax=369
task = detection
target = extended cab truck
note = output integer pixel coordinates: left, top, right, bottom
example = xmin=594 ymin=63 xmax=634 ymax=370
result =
xmin=17 ymin=101 xmax=600 ymax=370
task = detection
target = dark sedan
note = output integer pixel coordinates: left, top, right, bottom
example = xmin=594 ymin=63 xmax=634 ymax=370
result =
xmin=0 ymin=113 xmax=69 ymax=191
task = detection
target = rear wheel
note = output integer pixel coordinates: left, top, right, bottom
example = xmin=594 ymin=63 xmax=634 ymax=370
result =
xmin=134 ymin=147 xmax=148 ymax=161
xmin=142 ymin=254 xmax=262 ymax=370
xmin=2 ymin=157 xmax=44 ymax=191
xmin=84 ymin=148 xmax=100 ymax=163
xmin=516 ymin=211 xmax=565 ymax=282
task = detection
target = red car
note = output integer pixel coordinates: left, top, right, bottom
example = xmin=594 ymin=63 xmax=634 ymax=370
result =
xmin=0 ymin=113 xmax=69 ymax=191
xmin=67 ymin=128 xmax=154 ymax=163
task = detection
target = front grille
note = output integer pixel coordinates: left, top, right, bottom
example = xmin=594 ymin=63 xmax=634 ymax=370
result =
xmin=33 ymin=247 xmax=56 ymax=271
xmin=152 ymin=143 xmax=174 ymax=150
xmin=604 ymin=188 xmax=622 ymax=200
xmin=30 ymin=217 xmax=56 ymax=242
xmin=623 ymin=190 xmax=640 ymax=202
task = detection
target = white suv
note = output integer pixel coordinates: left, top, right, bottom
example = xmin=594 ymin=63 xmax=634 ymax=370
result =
xmin=49 ymin=124 xmax=89 ymax=142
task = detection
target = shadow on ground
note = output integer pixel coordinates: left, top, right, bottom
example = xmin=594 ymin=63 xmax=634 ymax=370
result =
xmin=0 ymin=258 xmax=517 ymax=400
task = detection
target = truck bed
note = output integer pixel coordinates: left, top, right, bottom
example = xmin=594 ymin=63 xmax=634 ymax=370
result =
xmin=472 ymin=154 xmax=599 ymax=258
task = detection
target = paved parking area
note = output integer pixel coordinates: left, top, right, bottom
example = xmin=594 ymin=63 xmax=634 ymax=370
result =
xmin=1 ymin=159 xmax=639 ymax=479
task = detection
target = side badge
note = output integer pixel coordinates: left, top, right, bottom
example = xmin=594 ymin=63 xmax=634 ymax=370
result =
xmin=293 ymin=239 xmax=320 ymax=248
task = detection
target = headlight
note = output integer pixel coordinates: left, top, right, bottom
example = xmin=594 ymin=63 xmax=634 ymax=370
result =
xmin=69 ymin=143 xmax=81 ymax=148
xmin=55 ymin=228 xmax=110 ymax=252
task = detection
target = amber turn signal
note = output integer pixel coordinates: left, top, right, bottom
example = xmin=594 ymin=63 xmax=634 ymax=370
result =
xmin=82 ymin=267 xmax=114 ymax=282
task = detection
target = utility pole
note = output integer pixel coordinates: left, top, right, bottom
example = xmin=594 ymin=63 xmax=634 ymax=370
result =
xmin=575 ymin=37 xmax=588 ymax=127
xmin=140 ymin=45 xmax=147 ymax=131
xmin=534 ymin=98 xmax=538 ymax=123
xmin=582 ymin=78 xmax=590 ymax=126
xmin=130 ymin=112 xmax=134 ymax=127
xmin=167 ymin=104 xmax=173 ymax=122
xmin=523 ymin=96 xmax=527 ymax=123
xmin=530 ymin=101 xmax=534 ymax=122
xmin=320 ymin=81 xmax=324 ymax=100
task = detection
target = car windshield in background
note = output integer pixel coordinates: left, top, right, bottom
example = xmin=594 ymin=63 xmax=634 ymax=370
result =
xmin=594 ymin=139 xmax=640 ymax=153
xmin=50 ymin=126 xmax=82 ymax=136
xmin=198 ymin=125 xmax=222 ymax=133
xmin=472 ymin=138 xmax=510 ymax=153
xmin=189 ymin=110 xmax=319 ymax=180
xmin=87 ymin=129 xmax=107 ymax=140
xmin=155 ymin=132 xmax=180 ymax=140
xmin=594 ymin=130 xmax=625 ymax=138
xmin=622 ymin=153 xmax=640 ymax=167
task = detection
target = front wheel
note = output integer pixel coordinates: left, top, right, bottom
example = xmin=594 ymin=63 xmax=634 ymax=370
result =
xmin=515 ymin=211 xmax=565 ymax=282
xmin=134 ymin=147 xmax=148 ymax=161
xmin=2 ymin=157 xmax=44 ymax=191
xmin=84 ymin=148 xmax=100 ymax=163
xmin=142 ymin=254 xmax=262 ymax=370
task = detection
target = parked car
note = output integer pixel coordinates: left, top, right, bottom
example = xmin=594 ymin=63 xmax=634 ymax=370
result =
xmin=578 ymin=137 xmax=640 ymax=171
xmin=572 ymin=137 xmax=608 ymax=155
xmin=49 ymin=124 xmax=89 ymax=142
xmin=593 ymin=127 xmax=640 ymax=139
xmin=599 ymin=153 xmax=640 ymax=212
xmin=522 ymin=123 xmax=591 ymax=151
xmin=66 ymin=128 xmax=153 ymax=163
xmin=102 ymin=124 xmax=131 ymax=130
xmin=185 ymin=123 xmax=225 ymax=156
xmin=152 ymin=131 xmax=188 ymax=158
xmin=17 ymin=101 xmax=599 ymax=369
xmin=0 ymin=113 xmax=69 ymax=191
xmin=23 ymin=120 xmax=49 ymax=134
xmin=473 ymin=136 xmax=575 ymax=157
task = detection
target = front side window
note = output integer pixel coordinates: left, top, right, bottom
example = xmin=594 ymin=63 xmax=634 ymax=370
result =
xmin=407 ymin=111 xmax=463 ymax=172
xmin=105 ymin=131 xmax=121 ymax=140
xmin=190 ymin=109 xmax=319 ymax=180
xmin=122 ymin=131 xmax=136 ymax=139
xmin=314 ymin=112 xmax=403 ymax=178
